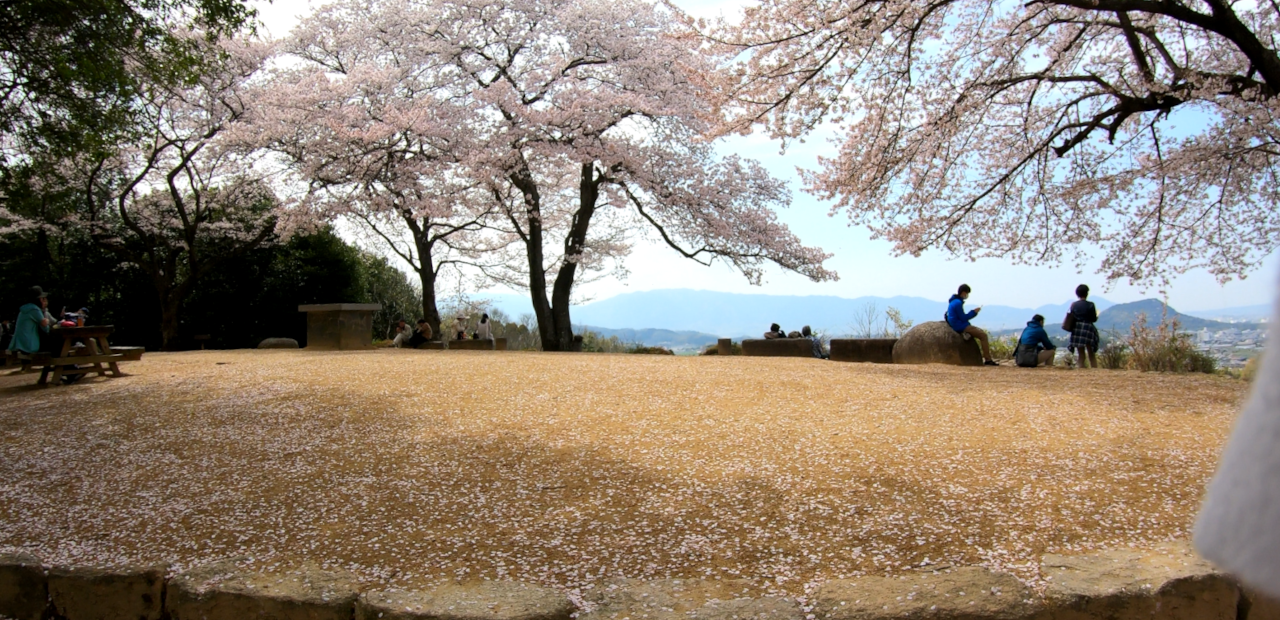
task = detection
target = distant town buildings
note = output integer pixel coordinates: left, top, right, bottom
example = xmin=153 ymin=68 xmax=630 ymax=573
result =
xmin=1195 ymin=327 xmax=1268 ymax=368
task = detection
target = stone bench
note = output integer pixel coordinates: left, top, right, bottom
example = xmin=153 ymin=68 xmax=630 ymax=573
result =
xmin=741 ymin=338 xmax=816 ymax=358
xmin=829 ymin=339 xmax=897 ymax=363
xmin=445 ymin=338 xmax=507 ymax=351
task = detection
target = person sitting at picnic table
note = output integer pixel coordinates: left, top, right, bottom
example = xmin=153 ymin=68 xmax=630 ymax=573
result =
xmin=801 ymin=325 xmax=828 ymax=359
xmin=475 ymin=313 xmax=493 ymax=341
xmin=946 ymin=284 xmax=998 ymax=366
xmin=7 ymin=286 xmax=54 ymax=356
xmin=1014 ymin=314 xmax=1057 ymax=367
xmin=763 ymin=323 xmax=786 ymax=339
xmin=392 ymin=319 xmax=414 ymax=348
xmin=409 ymin=319 xmax=432 ymax=348
xmin=1068 ymin=284 xmax=1100 ymax=369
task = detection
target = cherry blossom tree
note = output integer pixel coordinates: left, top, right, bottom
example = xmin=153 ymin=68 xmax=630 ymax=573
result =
xmin=251 ymin=2 xmax=507 ymax=338
xmin=59 ymin=39 xmax=282 ymax=349
xmin=704 ymin=0 xmax=1280 ymax=284
xmin=420 ymin=0 xmax=837 ymax=350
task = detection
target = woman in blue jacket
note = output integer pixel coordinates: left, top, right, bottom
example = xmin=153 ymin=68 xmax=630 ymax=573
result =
xmin=7 ymin=286 xmax=53 ymax=355
xmin=945 ymin=284 xmax=997 ymax=365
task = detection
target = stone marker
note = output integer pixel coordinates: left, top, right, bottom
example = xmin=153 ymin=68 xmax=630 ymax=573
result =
xmin=298 ymin=303 xmax=382 ymax=350
xmin=717 ymin=339 xmax=732 ymax=355
xmin=357 ymin=581 xmax=574 ymax=620
xmin=258 ymin=337 xmax=300 ymax=349
xmin=581 ymin=578 xmax=802 ymax=620
xmin=815 ymin=567 xmax=1036 ymax=620
xmin=0 ymin=552 xmax=46 ymax=620
xmin=167 ymin=560 xmax=359 ymax=620
xmin=1040 ymin=542 xmax=1238 ymax=620
xmin=48 ymin=563 xmax=166 ymax=620
xmin=829 ymin=339 xmax=897 ymax=364
xmin=892 ymin=322 xmax=984 ymax=366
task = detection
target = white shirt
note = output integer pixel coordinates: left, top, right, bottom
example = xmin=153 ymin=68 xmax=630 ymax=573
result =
xmin=476 ymin=320 xmax=492 ymax=340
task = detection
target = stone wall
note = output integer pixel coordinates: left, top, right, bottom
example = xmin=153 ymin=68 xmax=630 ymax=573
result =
xmin=829 ymin=339 xmax=897 ymax=363
xmin=4 ymin=543 xmax=1276 ymax=620
xmin=742 ymin=338 xmax=815 ymax=358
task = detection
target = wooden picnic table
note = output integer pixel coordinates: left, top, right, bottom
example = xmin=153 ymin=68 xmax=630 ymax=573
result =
xmin=32 ymin=325 xmax=127 ymax=386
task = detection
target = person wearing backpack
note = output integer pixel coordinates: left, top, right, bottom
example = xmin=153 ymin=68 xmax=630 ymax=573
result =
xmin=1065 ymin=284 xmax=1100 ymax=369
xmin=945 ymin=284 xmax=998 ymax=366
xmin=1015 ymin=314 xmax=1057 ymax=367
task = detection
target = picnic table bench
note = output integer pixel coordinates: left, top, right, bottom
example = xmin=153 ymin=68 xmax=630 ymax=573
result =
xmin=25 ymin=325 xmax=131 ymax=386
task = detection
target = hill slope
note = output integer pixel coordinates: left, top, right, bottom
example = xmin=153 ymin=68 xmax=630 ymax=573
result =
xmin=1096 ymin=299 xmax=1252 ymax=332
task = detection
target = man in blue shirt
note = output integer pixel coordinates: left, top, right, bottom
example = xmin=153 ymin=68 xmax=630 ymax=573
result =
xmin=1015 ymin=314 xmax=1057 ymax=367
xmin=7 ymin=286 xmax=53 ymax=355
xmin=945 ymin=284 xmax=997 ymax=366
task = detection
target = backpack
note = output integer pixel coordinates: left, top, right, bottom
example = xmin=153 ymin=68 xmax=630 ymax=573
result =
xmin=1015 ymin=343 xmax=1040 ymax=367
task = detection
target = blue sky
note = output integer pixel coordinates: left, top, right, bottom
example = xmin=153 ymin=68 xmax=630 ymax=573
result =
xmin=250 ymin=0 xmax=1280 ymax=313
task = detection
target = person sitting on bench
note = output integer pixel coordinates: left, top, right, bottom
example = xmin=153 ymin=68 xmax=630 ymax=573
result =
xmin=7 ymin=286 xmax=53 ymax=356
xmin=763 ymin=323 xmax=786 ymax=339
xmin=1015 ymin=314 xmax=1057 ymax=367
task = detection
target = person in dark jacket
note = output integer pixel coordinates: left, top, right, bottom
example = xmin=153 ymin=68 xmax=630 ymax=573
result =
xmin=1015 ymin=314 xmax=1057 ymax=367
xmin=801 ymin=325 xmax=828 ymax=359
xmin=945 ymin=284 xmax=997 ymax=365
xmin=763 ymin=323 xmax=786 ymax=339
xmin=1068 ymin=284 xmax=1100 ymax=368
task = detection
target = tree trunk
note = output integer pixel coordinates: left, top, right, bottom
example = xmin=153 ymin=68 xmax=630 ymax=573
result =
xmin=415 ymin=238 xmax=443 ymax=339
xmin=547 ymin=163 xmax=602 ymax=352
xmin=510 ymin=168 xmax=559 ymax=351
xmin=158 ymin=289 xmax=182 ymax=351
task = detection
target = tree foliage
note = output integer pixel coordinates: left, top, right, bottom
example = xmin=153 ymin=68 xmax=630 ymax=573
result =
xmin=704 ymin=0 xmax=1280 ymax=284
xmin=0 ymin=0 xmax=256 ymax=163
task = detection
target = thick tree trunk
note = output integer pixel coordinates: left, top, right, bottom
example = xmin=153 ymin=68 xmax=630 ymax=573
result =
xmin=416 ymin=250 xmax=443 ymax=339
xmin=510 ymin=168 xmax=560 ymax=351
xmin=158 ymin=290 xmax=182 ymax=352
xmin=547 ymin=163 xmax=601 ymax=352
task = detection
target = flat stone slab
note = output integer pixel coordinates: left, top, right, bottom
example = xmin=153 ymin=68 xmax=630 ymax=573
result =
xmin=581 ymin=578 xmax=801 ymax=620
xmin=1041 ymin=542 xmax=1238 ymax=620
xmin=0 ymin=552 xmax=46 ymax=620
xmin=48 ymin=563 xmax=166 ymax=620
xmin=357 ymin=581 xmax=574 ymax=620
xmin=741 ymin=338 xmax=815 ymax=358
xmin=830 ymin=339 xmax=897 ymax=364
xmin=167 ymin=560 xmax=359 ymax=620
xmin=813 ymin=567 xmax=1036 ymax=619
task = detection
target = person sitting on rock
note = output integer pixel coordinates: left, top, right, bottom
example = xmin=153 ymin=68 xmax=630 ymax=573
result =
xmin=1015 ymin=314 xmax=1056 ymax=367
xmin=763 ymin=323 xmax=786 ymax=339
xmin=409 ymin=319 xmax=432 ymax=348
xmin=801 ymin=325 xmax=828 ymax=359
xmin=392 ymin=319 xmax=413 ymax=348
xmin=945 ymin=284 xmax=997 ymax=366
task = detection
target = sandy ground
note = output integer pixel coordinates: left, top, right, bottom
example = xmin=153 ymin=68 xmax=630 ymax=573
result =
xmin=0 ymin=350 xmax=1248 ymax=600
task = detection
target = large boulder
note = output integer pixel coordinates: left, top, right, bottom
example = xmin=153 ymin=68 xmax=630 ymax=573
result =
xmin=257 ymin=337 xmax=300 ymax=349
xmin=892 ymin=322 xmax=983 ymax=366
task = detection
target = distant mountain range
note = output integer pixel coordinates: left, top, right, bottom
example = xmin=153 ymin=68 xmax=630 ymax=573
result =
xmin=475 ymin=289 xmax=1269 ymax=347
